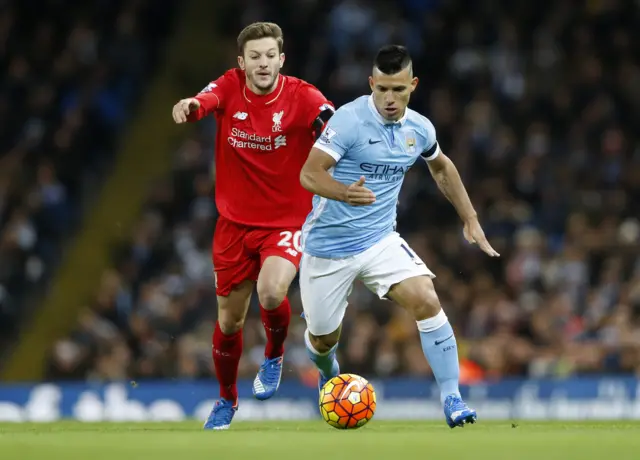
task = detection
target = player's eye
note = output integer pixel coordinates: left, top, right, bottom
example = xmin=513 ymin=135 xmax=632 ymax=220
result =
xmin=377 ymin=86 xmax=388 ymax=92
xmin=393 ymin=87 xmax=406 ymax=92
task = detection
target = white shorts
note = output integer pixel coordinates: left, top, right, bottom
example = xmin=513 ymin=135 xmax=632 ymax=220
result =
xmin=300 ymin=232 xmax=435 ymax=336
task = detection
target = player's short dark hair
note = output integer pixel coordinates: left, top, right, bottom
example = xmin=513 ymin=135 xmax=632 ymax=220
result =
xmin=373 ymin=45 xmax=412 ymax=75
xmin=237 ymin=22 xmax=284 ymax=55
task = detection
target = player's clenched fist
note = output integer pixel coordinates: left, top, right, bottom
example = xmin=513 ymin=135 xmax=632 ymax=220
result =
xmin=345 ymin=176 xmax=376 ymax=206
xmin=172 ymin=98 xmax=201 ymax=124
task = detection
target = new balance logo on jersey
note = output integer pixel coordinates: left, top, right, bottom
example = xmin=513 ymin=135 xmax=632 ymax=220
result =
xmin=274 ymin=135 xmax=287 ymax=149
xmin=272 ymin=110 xmax=284 ymax=132
xmin=233 ymin=111 xmax=248 ymax=120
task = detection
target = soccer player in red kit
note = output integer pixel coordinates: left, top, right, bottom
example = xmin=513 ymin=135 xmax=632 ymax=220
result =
xmin=171 ymin=22 xmax=334 ymax=430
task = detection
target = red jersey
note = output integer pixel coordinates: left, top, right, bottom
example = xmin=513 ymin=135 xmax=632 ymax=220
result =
xmin=187 ymin=69 xmax=334 ymax=228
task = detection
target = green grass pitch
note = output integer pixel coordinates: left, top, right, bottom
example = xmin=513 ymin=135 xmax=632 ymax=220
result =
xmin=1 ymin=421 xmax=640 ymax=460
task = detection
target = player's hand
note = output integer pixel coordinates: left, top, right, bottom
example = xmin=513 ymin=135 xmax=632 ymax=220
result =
xmin=463 ymin=217 xmax=500 ymax=257
xmin=345 ymin=176 xmax=376 ymax=206
xmin=172 ymin=98 xmax=200 ymax=124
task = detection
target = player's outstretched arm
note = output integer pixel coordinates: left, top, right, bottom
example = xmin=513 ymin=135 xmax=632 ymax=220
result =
xmin=172 ymin=77 xmax=228 ymax=124
xmin=300 ymin=148 xmax=376 ymax=206
xmin=427 ymin=151 xmax=500 ymax=257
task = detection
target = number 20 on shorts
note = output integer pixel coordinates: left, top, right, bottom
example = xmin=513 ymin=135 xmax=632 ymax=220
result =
xmin=278 ymin=230 xmax=302 ymax=252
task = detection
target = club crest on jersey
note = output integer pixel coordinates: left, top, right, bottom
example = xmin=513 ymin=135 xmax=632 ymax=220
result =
xmin=272 ymin=110 xmax=284 ymax=132
xmin=405 ymin=135 xmax=416 ymax=153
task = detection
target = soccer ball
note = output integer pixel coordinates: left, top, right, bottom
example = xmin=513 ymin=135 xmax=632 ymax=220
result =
xmin=319 ymin=373 xmax=376 ymax=429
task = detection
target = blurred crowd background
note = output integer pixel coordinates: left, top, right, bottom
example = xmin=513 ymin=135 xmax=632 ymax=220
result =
xmin=1 ymin=0 xmax=639 ymax=386
xmin=0 ymin=0 xmax=177 ymax=351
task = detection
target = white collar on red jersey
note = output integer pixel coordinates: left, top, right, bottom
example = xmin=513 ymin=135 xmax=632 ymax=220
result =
xmin=243 ymin=75 xmax=285 ymax=106
xmin=367 ymin=94 xmax=408 ymax=126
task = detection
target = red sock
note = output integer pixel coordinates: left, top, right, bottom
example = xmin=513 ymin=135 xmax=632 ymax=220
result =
xmin=212 ymin=322 xmax=243 ymax=402
xmin=260 ymin=297 xmax=291 ymax=359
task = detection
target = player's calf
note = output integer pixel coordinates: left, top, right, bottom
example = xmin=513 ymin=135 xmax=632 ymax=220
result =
xmin=253 ymin=257 xmax=296 ymax=400
xmin=304 ymin=327 xmax=341 ymax=392
xmin=212 ymin=281 xmax=253 ymax=412
xmin=257 ymin=257 xmax=295 ymax=357
xmin=387 ymin=276 xmax=474 ymax=426
xmin=253 ymin=298 xmax=289 ymax=400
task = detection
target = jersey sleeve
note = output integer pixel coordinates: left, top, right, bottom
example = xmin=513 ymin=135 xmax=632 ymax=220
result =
xmin=312 ymin=106 xmax=356 ymax=162
xmin=186 ymin=73 xmax=232 ymax=122
xmin=420 ymin=117 xmax=441 ymax=161
xmin=298 ymin=84 xmax=335 ymax=140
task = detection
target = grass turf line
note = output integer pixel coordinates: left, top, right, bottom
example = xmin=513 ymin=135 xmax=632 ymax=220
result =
xmin=1 ymin=421 xmax=640 ymax=460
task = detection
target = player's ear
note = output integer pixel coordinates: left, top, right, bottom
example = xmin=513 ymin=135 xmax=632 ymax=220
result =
xmin=237 ymin=55 xmax=245 ymax=70
xmin=410 ymin=76 xmax=419 ymax=92
xmin=279 ymin=53 xmax=285 ymax=69
xmin=368 ymin=76 xmax=374 ymax=92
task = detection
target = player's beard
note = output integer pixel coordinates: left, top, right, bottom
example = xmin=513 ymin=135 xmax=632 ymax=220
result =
xmin=249 ymin=70 xmax=279 ymax=93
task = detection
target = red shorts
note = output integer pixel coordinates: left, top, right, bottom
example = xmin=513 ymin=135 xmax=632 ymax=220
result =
xmin=212 ymin=216 xmax=303 ymax=296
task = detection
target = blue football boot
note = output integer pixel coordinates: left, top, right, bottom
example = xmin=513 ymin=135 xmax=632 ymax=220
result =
xmin=252 ymin=356 xmax=283 ymax=400
xmin=444 ymin=394 xmax=477 ymax=428
xmin=203 ymin=398 xmax=238 ymax=430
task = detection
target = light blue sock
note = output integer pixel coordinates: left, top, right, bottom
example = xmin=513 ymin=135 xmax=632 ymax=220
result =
xmin=304 ymin=329 xmax=340 ymax=378
xmin=417 ymin=309 xmax=461 ymax=404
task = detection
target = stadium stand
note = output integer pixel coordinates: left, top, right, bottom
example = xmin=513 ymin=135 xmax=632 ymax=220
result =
xmin=35 ymin=0 xmax=640 ymax=383
xmin=0 ymin=1 xmax=178 ymax=351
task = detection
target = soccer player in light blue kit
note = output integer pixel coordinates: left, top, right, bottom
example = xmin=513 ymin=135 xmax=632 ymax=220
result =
xmin=298 ymin=45 xmax=500 ymax=428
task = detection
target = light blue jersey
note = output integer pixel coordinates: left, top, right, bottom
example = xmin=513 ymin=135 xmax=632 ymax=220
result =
xmin=301 ymin=95 xmax=440 ymax=258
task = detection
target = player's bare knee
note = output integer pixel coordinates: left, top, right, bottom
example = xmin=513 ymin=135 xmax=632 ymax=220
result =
xmin=218 ymin=316 xmax=244 ymax=335
xmin=222 ymin=321 xmax=243 ymax=334
xmin=258 ymin=256 xmax=296 ymax=309
xmin=413 ymin=282 xmax=441 ymax=321
xmin=217 ymin=304 xmax=248 ymax=334
xmin=257 ymin=282 xmax=288 ymax=310
xmin=216 ymin=281 xmax=254 ymax=334
xmin=309 ymin=330 xmax=339 ymax=354
xmin=397 ymin=277 xmax=441 ymax=321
